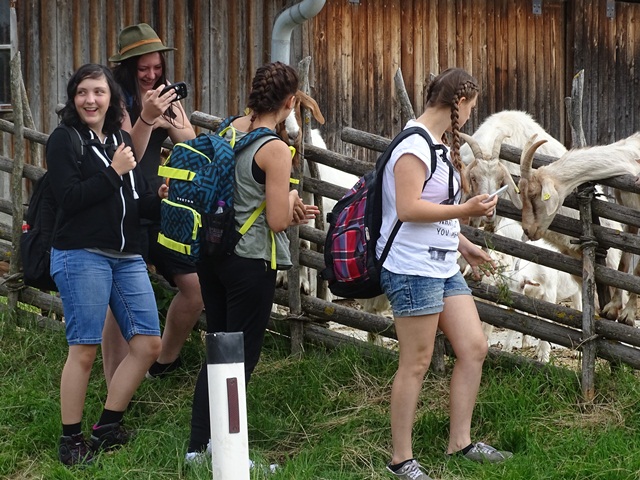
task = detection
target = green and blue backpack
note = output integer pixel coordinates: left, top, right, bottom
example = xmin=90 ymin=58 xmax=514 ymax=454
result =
xmin=157 ymin=116 xmax=278 ymax=260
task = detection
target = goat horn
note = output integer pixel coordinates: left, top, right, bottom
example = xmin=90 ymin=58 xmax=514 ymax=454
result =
xmin=491 ymin=132 xmax=510 ymax=160
xmin=520 ymin=134 xmax=547 ymax=180
xmin=459 ymin=132 xmax=485 ymax=160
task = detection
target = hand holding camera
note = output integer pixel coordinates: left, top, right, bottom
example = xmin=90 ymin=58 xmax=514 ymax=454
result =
xmin=160 ymin=82 xmax=188 ymax=102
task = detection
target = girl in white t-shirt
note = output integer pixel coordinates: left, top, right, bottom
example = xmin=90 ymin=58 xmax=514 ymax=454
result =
xmin=379 ymin=68 xmax=512 ymax=480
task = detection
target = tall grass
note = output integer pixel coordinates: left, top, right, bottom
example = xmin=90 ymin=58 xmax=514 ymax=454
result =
xmin=1 ymin=316 xmax=639 ymax=479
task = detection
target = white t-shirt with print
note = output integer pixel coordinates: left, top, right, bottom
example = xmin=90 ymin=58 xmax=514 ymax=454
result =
xmin=375 ymin=120 xmax=461 ymax=278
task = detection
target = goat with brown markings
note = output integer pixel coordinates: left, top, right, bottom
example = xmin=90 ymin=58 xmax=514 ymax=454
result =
xmin=518 ymin=132 xmax=640 ymax=325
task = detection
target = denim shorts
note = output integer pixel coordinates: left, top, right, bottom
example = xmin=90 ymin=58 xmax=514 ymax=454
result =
xmin=380 ymin=268 xmax=471 ymax=317
xmin=51 ymin=248 xmax=161 ymax=345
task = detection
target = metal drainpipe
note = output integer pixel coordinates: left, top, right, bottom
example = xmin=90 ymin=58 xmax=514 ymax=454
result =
xmin=271 ymin=0 xmax=326 ymax=63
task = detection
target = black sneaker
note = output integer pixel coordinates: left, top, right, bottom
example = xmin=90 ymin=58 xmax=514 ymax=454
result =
xmin=59 ymin=433 xmax=94 ymax=466
xmin=90 ymin=422 xmax=132 ymax=452
xmin=145 ymin=357 xmax=182 ymax=380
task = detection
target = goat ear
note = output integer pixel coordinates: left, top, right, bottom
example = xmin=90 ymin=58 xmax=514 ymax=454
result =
xmin=296 ymin=90 xmax=325 ymax=125
xmin=502 ymin=166 xmax=523 ymax=209
xmin=506 ymin=181 xmax=523 ymax=209
xmin=540 ymin=177 xmax=560 ymax=216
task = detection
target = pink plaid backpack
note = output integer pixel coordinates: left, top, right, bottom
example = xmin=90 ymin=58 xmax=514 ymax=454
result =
xmin=321 ymin=127 xmax=442 ymax=299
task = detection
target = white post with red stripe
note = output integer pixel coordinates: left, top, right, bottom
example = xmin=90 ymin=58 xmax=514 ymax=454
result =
xmin=206 ymin=332 xmax=249 ymax=479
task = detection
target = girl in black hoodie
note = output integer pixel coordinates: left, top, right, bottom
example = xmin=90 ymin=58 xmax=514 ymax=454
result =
xmin=47 ymin=63 xmax=163 ymax=466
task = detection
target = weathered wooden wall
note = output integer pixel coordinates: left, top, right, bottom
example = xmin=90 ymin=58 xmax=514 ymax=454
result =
xmin=16 ymin=0 xmax=298 ymax=137
xmin=10 ymin=0 xmax=640 ymax=162
xmin=572 ymin=0 xmax=640 ymax=145
xmin=305 ymin=0 xmax=571 ymax=160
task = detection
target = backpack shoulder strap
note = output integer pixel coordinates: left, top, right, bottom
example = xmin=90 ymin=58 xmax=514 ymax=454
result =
xmin=56 ymin=124 xmax=88 ymax=163
xmin=234 ymin=127 xmax=279 ymax=153
xmin=215 ymin=115 xmax=241 ymax=135
xmin=376 ymin=126 xmax=443 ymax=266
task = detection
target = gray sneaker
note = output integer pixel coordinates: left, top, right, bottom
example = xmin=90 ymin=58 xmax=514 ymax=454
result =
xmin=462 ymin=442 xmax=513 ymax=463
xmin=386 ymin=459 xmax=434 ymax=480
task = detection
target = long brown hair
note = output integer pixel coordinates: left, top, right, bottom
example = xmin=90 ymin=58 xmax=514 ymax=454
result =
xmin=425 ymin=68 xmax=479 ymax=193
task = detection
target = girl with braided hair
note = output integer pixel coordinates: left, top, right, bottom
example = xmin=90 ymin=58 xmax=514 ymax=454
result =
xmin=186 ymin=61 xmax=319 ymax=463
xmin=377 ymin=68 xmax=512 ymax=479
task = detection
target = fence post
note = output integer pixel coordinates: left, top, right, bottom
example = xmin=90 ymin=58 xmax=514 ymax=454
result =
xmin=576 ymin=185 xmax=597 ymax=402
xmin=287 ymin=57 xmax=312 ymax=355
xmin=8 ymin=52 xmax=25 ymax=321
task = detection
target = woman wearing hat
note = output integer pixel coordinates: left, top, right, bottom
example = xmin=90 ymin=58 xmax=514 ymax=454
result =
xmin=103 ymin=23 xmax=202 ymax=385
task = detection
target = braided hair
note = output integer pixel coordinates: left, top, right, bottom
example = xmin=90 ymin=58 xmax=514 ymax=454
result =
xmin=425 ymin=68 xmax=479 ymax=193
xmin=247 ymin=61 xmax=298 ymax=125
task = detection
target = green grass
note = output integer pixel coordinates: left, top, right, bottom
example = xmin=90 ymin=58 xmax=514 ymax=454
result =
xmin=1 ymin=316 xmax=640 ymax=479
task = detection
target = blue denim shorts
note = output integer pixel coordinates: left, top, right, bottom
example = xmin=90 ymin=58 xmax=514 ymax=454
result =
xmin=51 ymin=248 xmax=161 ymax=345
xmin=380 ymin=268 xmax=471 ymax=317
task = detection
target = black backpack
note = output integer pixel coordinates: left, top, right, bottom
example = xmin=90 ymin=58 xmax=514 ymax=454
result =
xmin=321 ymin=127 xmax=445 ymax=299
xmin=20 ymin=125 xmax=119 ymax=291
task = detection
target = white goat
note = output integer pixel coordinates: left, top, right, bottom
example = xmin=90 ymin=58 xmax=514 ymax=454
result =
xmin=459 ymin=110 xmax=567 ymax=226
xmin=518 ymin=133 xmax=640 ymax=325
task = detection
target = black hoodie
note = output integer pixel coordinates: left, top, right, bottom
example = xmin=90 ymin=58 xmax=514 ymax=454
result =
xmin=47 ymin=124 xmax=160 ymax=254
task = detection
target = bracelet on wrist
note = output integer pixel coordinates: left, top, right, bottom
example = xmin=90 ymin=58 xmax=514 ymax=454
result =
xmin=139 ymin=114 xmax=156 ymax=127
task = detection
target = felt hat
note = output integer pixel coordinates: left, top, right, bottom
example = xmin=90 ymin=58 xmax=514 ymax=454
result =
xmin=109 ymin=23 xmax=175 ymax=63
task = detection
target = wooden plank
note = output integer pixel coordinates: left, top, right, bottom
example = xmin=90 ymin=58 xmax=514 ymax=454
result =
xmin=438 ymin=0 xmax=456 ymax=69
xmin=425 ymin=0 xmax=438 ymax=79
xmin=575 ymin=0 xmax=590 ymax=142
xmin=506 ymin=0 xmax=517 ymax=108
xmin=309 ymin=4 xmax=329 ymax=147
xmin=340 ymin=0 xmax=353 ymax=158
xmin=371 ymin=0 xmax=384 ymax=136
xmin=23 ymin=0 xmax=42 ymax=131
xmin=543 ymin=4 xmax=553 ymax=134
xmin=629 ymin=4 xmax=638 ymax=135
xmin=400 ymin=0 xmax=414 ymax=123
xmin=587 ymin=0 xmax=598 ymax=142
xmin=411 ymin=0 xmax=423 ymax=113
xmin=326 ymin=0 xmax=341 ymax=146
xmin=227 ymin=1 xmax=241 ymax=113
xmin=465 ymin=0 xmax=474 ymax=75
xmin=363 ymin=1 xmax=375 ymax=162
xmin=39 ymin=0 xmax=58 ymax=135
xmin=485 ymin=0 xmax=496 ymax=113
xmin=471 ymin=0 xmax=487 ymax=125
xmin=551 ymin=3 xmax=566 ymax=144
xmin=496 ymin=0 xmax=508 ymax=112
xmin=123 ymin=0 xmax=134 ymax=25
xmin=525 ymin=0 xmax=536 ymax=120
xmin=388 ymin=0 xmax=401 ymax=136
xmin=192 ymin=0 xmax=209 ymax=121
xmin=89 ymin=0 xmax=103 ymax=64
xmin=56 ymin=0 xmax=73 ymax=104
xmin=352 ymin=1 xmax=368 ymax=135
xmin=515 ymin=0 xmax=527 ymax=114
xmin=71 ymin=0 xmax=86 ymax=68
xmin=210 ymin=0 xmax=227 ymax=116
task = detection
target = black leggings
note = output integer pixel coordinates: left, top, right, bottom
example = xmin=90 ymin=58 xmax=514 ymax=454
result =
xmin=189 ymin=254 xmax=277 ymax=452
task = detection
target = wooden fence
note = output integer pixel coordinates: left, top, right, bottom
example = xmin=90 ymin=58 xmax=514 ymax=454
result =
xmin=2 ymin=105 xmax=640 ymax=401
